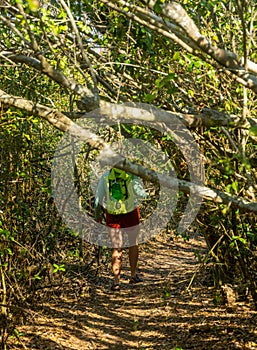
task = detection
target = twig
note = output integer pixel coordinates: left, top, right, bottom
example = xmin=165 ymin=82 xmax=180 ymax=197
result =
xmin=186 ymin=233 xmax=225 ymax=291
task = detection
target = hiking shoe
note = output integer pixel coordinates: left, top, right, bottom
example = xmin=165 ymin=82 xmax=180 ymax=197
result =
xmin=129 ymin=274 xmax=143 ymax=284
xmin=111 ymin=283 xmax=120 ymax=291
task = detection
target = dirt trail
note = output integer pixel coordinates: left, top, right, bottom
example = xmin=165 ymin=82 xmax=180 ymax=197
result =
xmin=10 ymin=235 xmax=257 ymax=350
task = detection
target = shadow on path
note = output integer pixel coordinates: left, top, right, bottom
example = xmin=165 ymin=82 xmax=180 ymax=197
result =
xmin=10 ymin=236 xmax=257 ymax=350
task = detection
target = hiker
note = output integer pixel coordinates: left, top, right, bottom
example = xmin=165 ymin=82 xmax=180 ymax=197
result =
xmin=94 ymin=167 xmax=148 ymax=291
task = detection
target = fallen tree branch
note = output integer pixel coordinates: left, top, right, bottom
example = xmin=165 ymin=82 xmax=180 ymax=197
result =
xmin=66 ymin=104 xmax=255 ymax=129
xmin=4 ymin=53 xmax=99 ymax=112
xmin=5 ymin=52 xmax=254 ymax=129
xmin=105 ymin=1 xmax=257 ymax=94
xmin=162 ymin=2 xmax=257 ymax=92
xmin=1 ymin=89 xmax=256 ymax=214
xmin=86 ymin=102 xmax=250 ymax=128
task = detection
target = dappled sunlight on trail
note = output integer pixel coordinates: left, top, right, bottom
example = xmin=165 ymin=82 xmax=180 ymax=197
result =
xmin=9 ymin=235 xmax=257 ymax=350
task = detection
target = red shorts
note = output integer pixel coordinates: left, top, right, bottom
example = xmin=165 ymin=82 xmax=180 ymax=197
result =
xmin=106 ymin=207 xmax=140 ymax=229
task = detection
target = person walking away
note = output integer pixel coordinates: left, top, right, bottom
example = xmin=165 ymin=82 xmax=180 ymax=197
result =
xmin=94 ymin=167 xmax=147 ymax=291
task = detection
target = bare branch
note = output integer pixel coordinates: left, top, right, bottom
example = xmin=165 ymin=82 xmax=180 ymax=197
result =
xmin=59 ymin=0 xmax=98 ymax=92
xmin=104 ymin=1 xmax=257 ymax=93
xmin=162 ymin=2 xmax=257 ymax=91
xmin=4 ymin=53 xmax=99 ymax=111
xmin=101 ymin=0 xmax=196 ymax=53
xmin=79 ymin=102 xmax=249 ymax=129
xmin=0 ymin=14 xmax=31 ymax=48
xmin=163 ymin=2 xmax=238 ymax=66
xmin=1 ymin=89 xmax=256 ymax=214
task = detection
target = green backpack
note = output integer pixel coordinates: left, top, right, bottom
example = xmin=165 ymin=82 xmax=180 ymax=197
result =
xmin=105 ymin=168 xmax=135 ymax=214
xmin=108 ymin=168 xmax=130 ymax=201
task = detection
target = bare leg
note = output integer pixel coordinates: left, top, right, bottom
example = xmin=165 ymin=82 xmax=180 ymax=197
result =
xmin=109 ymin=227 xmax=123 ymax=285
xmin=109 ymin=227 xmax=123 ymax=249
xmin=112 ymin=248 xmax=122 ymax=285
xmin=129 ymin=245 xmax=138 ymax=278
xmin=127 ymin=226 xmax=140 ymax=278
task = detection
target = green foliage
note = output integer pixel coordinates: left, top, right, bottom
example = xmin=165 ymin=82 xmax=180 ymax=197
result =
xmin=1 ymin=5 xmax=257 ymax=349
xmin=249 ymin=126 xmax=257 ymax=136
xmin=52 ymin=263 xmax=66 ymax=273
xmin=27 ymin=0 xmax=40 ymax=12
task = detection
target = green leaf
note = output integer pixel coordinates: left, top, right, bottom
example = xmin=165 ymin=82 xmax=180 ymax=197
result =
xmin=231 ymin=181 xmax=238 ymax=192
xmin=52 ymin=263 xmax=66 ymax=273
xmin=59 ymin=264 xmax=66 ymax=272
xmin=173 ymin=52 xmax=181 ymax=60
xmin=224 ymin=101 xmax=231 ymax=111
xmin=144 ymin=93 xmax=156 ymax=103
xmin=154 ymin=0 xmax=165 ymax=14
xmin=231 ymin=236 xmax=247 ymax=245
xmin=27 ymin=0 xmax=40 ymax=12
xmin=24 ymin=134 xmax=31 ymax=141
xmin=249 ymin=126 xmax=257 ymax=136
xmin=7 ymin=248 xmax=13 ymax=255
xmin=33 ymin=273 xmax=42 ymax=280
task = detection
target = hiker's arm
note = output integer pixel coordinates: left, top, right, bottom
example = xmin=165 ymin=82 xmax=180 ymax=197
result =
xmin=94 ymin=176 xmax=105 ymax=221
xmin=132 ymin=176 xmax=148 ymax=199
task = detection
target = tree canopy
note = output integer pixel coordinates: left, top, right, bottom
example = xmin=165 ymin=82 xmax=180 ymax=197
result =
xmin=1 ymin=2 xmax=257 ymax=345
xmin=1 ymin=0 xmax=257 ymax=207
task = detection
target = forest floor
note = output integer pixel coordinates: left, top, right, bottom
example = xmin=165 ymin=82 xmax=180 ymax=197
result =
xmin=8 ymin=233 xmax=257 ymax=350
